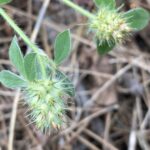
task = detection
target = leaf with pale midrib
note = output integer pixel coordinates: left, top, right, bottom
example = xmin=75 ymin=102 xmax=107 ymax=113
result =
xmin=9 ymin=36 xmax=26 ymax=77
xmin=0 ymin=70 xmax=27 ymax=88
xmin=124 ymin=8 xmax=150 ymax=30
xmin=24 ymin=52 xmax=37 ymax=81
xmin=94 ymin=0 xmax=116 ymax=9
xmin=54 ymin=30 xmax=71 ymax=65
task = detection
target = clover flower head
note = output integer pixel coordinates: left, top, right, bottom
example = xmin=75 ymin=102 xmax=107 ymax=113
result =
xmin=24 ymin=70 xmax=74 ymax=132
xmin=90 ymin=7 xmax=132 ymax=46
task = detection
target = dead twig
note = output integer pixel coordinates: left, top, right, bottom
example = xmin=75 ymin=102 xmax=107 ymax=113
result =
xmin=8 ymin=89 xmax=20 ymax=150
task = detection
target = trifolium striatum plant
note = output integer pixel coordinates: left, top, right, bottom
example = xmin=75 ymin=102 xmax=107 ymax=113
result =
xmin=0 ymin=0 xmax=74 ymax=132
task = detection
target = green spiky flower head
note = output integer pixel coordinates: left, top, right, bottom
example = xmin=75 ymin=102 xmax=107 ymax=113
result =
xmin=25 ymin=70 xmax=74 ymax=132
xmin=90 ymin=7 xmax=131 ymax=49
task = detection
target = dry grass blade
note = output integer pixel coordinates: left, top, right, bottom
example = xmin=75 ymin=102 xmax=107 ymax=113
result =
xmin=8 ymin=89 xmax=20 ymax=150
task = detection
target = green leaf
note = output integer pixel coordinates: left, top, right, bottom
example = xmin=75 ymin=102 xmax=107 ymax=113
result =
xmin=56 ymin=70 xmax=75 ymax=97
xmin=9 ymin=36 xmax=26 ymax=77
xmin=97 ymin=40 xmax=115 ymax=55
xmin=24 ymin=52 xmax=37 ymax=81
xmin=0 ymin=70 xmax=27 ymax=88
xmin=0 ymin=0 xmax=11 ymax=5
xmin=35 ymin=51 xmax=50 ymax=79
xmin=94 ymin=0 xmax=116 ymax=9
xmin=54 ymin=29 xmax=71 ymax=65
xmin=124 ymin=8 xmax=150 ymax=30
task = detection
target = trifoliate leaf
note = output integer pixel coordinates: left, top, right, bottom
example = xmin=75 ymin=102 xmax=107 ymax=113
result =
xmin=24 ymin=52 xmax=37 ymax=81
xmin=0 ymin=70 xmax=27 ymax=88
xmin=0 ymin=0 xmax=11 ymax=5
xmin=94 ymin=0 xmax=116 ymax=9
xmin=9 ymin=36 xmax=26 ymax=77
xmin=54 ymin=30 xmax=71 ymax=65
xmin=124 ymin=8 xmax=150 ymax=30
xmin=97 ymin=39 xmax=115 ymax=55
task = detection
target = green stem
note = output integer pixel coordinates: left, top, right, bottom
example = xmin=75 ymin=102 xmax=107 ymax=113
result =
xmin=61 ymin=0 xmax=95 ymax=19
xmin=0 ymin=8 xmax=46 ymax=78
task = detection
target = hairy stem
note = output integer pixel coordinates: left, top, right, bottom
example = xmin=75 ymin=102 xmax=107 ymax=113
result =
xmin=0 ymin=8 xmax=46 ymax=78
xmin=61 ymin=0 xmax=95 ymax=19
